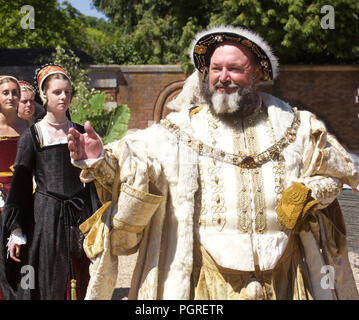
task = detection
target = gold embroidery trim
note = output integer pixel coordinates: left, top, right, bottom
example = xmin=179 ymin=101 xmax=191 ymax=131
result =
xmin=232 ymin=124 xmax=251 ymax=233
xmin=197 ymin=165 xmax=208 ymax=228
xmin=114 ymin=220 xmax=146 ymax=233
xmin=200 ymin=109 xmax=226 ymax=232
xmin=237 ymin=171 xmax=251 ymax=233
xmin=208 ymin=162 xmax=226 ymax=231
xmin=245 ymin=110 xmax=267 ymax=234
xmin=0 ymin=136 xmax=19 ymax=140
xmin=265 ymin=114 xmax=287 ymax=230
xmin=120 ymin=183 xmax=163 ymax=205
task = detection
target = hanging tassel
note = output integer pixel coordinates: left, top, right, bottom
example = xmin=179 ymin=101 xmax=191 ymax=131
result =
xmin=71 ymin=279 xmax=77 ymax=300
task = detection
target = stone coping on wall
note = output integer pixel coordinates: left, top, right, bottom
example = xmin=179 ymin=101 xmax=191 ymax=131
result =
xmin=88 ymin=64 xmax=359 ymax=72
xmin=279 ymin=65 xmax=359 ymax=71
xmin=88 ymin=64 xmax=183 ymax=73
xmin=88 ymin=65 xmax=183 ymax=89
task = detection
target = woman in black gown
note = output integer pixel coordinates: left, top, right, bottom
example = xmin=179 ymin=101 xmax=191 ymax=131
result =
xmin=0 ymin=65 xmax=98 ymax=300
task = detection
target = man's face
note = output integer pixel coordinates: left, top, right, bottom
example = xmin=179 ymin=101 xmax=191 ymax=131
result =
xmin=206 ymin=42 xmax=261 ymax=114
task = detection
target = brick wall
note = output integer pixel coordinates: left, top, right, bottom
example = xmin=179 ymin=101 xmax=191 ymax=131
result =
xmin=273 ymin=66 xmax=359 ymax=153
xmin=116 ymin=66 xmax=186 ymax=130
xmin=88 ymin=64 xmax=359 ymax=153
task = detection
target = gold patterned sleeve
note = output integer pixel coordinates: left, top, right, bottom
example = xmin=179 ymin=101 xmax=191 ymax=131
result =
xmin=75 ymin=133 xmax=164 ymax=254
xmin=109 ymin=182 xmax=163 ymax=255
xmin=297 ymin=114 xmax=359 ymax=208
xmin=298 ymin=176 xmax=342 ymax=208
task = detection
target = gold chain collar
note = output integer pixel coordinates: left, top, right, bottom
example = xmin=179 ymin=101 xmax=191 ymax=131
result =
xmin=160 ymin=107 xmax=300 ymax=169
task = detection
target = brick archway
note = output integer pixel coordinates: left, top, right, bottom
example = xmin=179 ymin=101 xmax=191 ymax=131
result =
xmin=153 ymin=80 xmax=185 ymax=122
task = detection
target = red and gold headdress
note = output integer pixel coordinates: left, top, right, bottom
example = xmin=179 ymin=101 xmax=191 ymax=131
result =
xmin=35 ymin=64 xmax=71 ymax=104
xmin=18 ymin=80 xmax=36 ymax=94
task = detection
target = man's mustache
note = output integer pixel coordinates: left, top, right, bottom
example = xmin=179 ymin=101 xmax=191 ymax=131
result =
xmin=214 ymin=82 xmax=241 ymax=91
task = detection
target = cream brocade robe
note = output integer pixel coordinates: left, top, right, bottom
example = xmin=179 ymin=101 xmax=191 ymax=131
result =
xmin=75 ymin=92 xmax=359 ymax=300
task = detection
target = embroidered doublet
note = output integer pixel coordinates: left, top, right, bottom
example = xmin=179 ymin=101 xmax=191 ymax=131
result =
xmin=189 ymin=105 xmax=290 ymax=271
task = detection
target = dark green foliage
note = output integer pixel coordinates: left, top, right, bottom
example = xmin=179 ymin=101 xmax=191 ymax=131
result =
xmin=1 ymin=1 xmax=358 ymax=72
xmin=0 ymin=0 xmax=84 ymax=49
xmin=91 ymin=0 xmax=359 ymax=71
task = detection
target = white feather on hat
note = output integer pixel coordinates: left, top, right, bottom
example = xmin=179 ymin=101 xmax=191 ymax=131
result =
xmin=166 ymin=70 xmax=204 ymax=111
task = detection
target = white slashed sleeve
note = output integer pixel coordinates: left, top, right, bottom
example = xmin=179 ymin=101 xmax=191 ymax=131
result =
xmin=297 ymin=115 xmax=359 ymax=208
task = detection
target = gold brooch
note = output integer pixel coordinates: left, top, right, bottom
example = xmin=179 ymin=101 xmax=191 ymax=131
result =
xmin=241 ymin=39 xmax=253 ymax=47
xmin=194 ymin=45 xmax=207 ymax=55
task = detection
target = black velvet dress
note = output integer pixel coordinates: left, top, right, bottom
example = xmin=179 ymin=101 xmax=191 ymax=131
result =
xmin=0 ymin=123 xmax=99 ymax=300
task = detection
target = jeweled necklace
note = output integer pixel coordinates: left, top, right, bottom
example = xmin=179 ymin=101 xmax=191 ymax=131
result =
xmin=160 ymin=107 xmax=300 ymax=169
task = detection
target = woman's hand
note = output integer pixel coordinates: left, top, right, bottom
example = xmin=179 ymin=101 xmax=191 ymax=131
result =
xmin=9 ymin=240 xmax=21 ymax=262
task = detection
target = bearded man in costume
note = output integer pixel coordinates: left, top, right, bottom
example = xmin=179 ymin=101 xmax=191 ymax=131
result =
xmin=68 ymin=25 xmax=359 ymax=300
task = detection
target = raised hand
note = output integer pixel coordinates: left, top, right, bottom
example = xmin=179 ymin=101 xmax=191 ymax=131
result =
xmin=68 ymin=121 xmax=103 ymax=160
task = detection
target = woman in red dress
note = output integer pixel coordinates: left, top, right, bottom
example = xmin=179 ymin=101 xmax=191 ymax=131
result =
xmin=0 ymin=75 xmax=27 ymax=208
xmin=0 ymin=75 xmax=27 ymax=299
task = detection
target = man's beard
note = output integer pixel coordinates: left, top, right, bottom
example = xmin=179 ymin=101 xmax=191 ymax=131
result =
xmin=201 ymin=73 xmax=259 ymax=116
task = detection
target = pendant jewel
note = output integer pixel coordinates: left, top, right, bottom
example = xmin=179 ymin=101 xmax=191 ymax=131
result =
xmin=241 ymin=156 xmax=256 ymax=168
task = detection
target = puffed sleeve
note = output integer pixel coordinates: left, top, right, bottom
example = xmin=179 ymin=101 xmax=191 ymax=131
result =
xmin=297 ymin=114 xmax=359 ymax=207
xmin=73 ymin=129 xmax=164 ymax=254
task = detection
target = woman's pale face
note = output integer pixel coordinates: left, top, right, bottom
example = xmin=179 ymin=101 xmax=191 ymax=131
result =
xmin=18 ymin=89 xmax=35 ymax=120
xmin=0 ymin=81 xmax=20 ymax=113
xmin=45 ymin=78 xmax=72 ymax=114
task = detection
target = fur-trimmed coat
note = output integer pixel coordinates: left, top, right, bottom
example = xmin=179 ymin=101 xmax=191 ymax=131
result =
xmin=74 ymin=92 xmax=359 ymax=300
